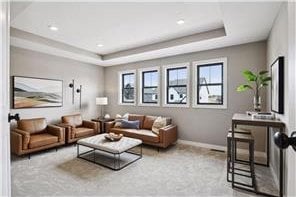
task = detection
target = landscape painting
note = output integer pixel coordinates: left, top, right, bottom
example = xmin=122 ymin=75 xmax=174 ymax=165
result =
xmin=13 ymin=76 xmax=63 ymax=109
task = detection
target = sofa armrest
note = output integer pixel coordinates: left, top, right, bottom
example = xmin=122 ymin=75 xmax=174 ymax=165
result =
xmin=13 ymin=129 xmax=30 ymax=150
xmin=47 ymin=125 xmax=65 ymax=142
xmin=83 ymin=120 xmax=99 ymax=133
xmin=159 ymin=124 xmax=178 ymax=148
xmin=105 ymin=121 xmax=115 ymax=133
xmin=56 ymin=123 xmax=72 ymax=129
xmin=11 ymin=131 xmax=23 ymax=154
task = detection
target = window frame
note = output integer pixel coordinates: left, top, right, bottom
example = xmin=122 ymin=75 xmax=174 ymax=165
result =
xmin=138 ymin=67 xmax=160 ymax=106
xmin=162 ymin=63 xmax=190 ymax=108
xmin=118 ymin=70 xmax=136 ymax=105
xmin=192 ymin=58 xmax=227 ymax=109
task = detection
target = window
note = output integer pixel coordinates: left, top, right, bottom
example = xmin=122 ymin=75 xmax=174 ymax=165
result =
xmin=163 ymin=63 xmax=190 ymax=107
xmin=138 ymin=67 xmax=160 ymax=106
xmin=198 ymin=64 xmax=223 ymax=104
xmin=118 ymin=70 xmax=136 ymax=105
xmin=193 ymin=58 xmax=227 ymax=109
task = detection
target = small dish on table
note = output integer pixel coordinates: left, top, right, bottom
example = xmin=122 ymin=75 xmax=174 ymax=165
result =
xmin=105 ymin=133 xmax=123 ymax=141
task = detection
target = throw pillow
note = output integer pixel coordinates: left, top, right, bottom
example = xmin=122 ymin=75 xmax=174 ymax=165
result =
xmin=114 ymin=113 xmax=129 ymax=128
xmin=122 ymin=113 xmax=129 ymax=119
xmin=152 ymin=116 xmax=167 ymax=135
xmin=121 ymin=120 xmax=140 ymax=129
xmin=114 ymin=119 xmax=123 ymax=128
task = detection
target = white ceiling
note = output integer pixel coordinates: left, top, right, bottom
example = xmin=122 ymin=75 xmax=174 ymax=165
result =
xmin=10 ymin=2 xmax=282 ymax=66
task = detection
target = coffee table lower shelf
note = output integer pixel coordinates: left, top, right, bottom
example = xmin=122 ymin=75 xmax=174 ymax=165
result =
xmin=77 ymin=143 xmax=142 ymax=171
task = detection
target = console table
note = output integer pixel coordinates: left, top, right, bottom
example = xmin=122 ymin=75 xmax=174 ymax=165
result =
xmin=231 ymin=113 xmax=285 ymax=197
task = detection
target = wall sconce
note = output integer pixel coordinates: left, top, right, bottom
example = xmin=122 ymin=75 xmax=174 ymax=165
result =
xmin=76 ymin=85 xmax=82 ymax=109
xmin=69 ymin=79 xmax=75 ymax=104
xmin=274 ymin=131 xmax=296 ymax=151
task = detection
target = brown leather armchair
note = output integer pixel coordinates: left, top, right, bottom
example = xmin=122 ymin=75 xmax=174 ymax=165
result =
xmin=58 ymin=114 xmax=100 ymax=143
xmin=11 ymin=118 xmax=65 ymax=157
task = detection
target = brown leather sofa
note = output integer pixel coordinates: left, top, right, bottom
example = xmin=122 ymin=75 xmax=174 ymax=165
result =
xmin=106 ymin=114 xmax=177 ymax=148
xmin=58 ymin=114 xmax=99 ymax=143
xmin=11 ymin=118 xmax=65 ymax=157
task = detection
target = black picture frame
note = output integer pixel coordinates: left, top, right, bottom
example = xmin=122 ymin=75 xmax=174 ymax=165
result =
xmin=12 ymin=76 xmax=63 ymax=109
xmin=271 ymin=56 xmax=284 ymax=114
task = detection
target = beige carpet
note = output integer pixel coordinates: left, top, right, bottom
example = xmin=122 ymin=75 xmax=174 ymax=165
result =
xmin=11 ymin=143 xmax=278 ymax=196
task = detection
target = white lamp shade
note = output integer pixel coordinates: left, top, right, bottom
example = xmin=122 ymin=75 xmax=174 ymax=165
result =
xmin=96 ymin=97 xmax=108 ymax=105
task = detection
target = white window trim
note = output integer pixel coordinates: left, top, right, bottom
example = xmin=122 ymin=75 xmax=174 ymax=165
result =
xmin=162 ymin=62 xmax=190 ymax=108
xmin=192 ymin=57 xmax=228 ymax=109
xmin=138 ymin=66 xmax=160 ymax=107
xmin=118 ymin=70 xmax=136 ymax=106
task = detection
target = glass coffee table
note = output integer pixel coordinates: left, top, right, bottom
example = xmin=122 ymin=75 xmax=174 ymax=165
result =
xmin=77 ymin=134 xmax=142 ymax=170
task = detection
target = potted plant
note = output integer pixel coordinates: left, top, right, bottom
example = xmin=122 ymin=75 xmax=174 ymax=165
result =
xmin=237 ymin=70 xmax=271 ymax=112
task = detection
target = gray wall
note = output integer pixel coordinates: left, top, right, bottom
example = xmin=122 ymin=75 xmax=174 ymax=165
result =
xmin=104 ymin=41 xmax=267 ymax=151
xmin=267 ymin=2 xmax=296 ymax=196
xmin=10 ymin=46 xmax=105 ymax=125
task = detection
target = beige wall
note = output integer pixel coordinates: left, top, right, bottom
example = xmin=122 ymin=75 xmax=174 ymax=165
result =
xmin=104 ymin=41 xmax=267 ymax=151
xmin=267 ymin=2 xmax=296 ymax=196
xmin=10 ymin=46 xmax=105 ymax=125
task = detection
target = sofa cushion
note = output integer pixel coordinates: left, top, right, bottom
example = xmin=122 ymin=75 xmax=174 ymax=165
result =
xmin=74 ymin=127 xmax=94 ymax=138
xmin=143 ymin=116 xmax=157 ymax=130
xmin=29 ymin=133 xmax=58 ymax=149
xmin=62 ymin=114 xmax=83 ymax=127
xmin=18 ymin=118 xmax=47 ymax=134
xmin=110 ymin=128 xmax=159 ymax=143
xmin=128 ymin=114 xmax=145 ymax=129
xmin=121 ymin=120 xmax=140 ymax=129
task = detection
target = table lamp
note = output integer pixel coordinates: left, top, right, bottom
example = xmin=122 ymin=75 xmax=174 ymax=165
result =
xmin=96 ymin=97 xmax=108 ymax=119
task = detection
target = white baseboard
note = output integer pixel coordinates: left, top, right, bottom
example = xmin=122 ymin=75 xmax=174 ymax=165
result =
xmin=177 ymin=139 xmax=266 ymax=158
xmin=178 ymin=139 xmax=226 ymax=151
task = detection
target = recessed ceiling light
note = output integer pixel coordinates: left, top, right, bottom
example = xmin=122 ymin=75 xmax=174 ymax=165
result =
xmin=48 ymin=25 xmax=58 ymax=31
xmin=97 ymin=44 xmax=104 ymax=47
xmin=177 ymin=19 xmax=185 ymax=25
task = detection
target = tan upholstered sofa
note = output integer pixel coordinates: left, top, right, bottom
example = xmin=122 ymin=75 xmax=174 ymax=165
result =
xmin=58 ymin=114 xmax=99 ymax=143
xmin=105 ymin=114 xmax=177 ymax=148
xmin=11 ymin=118 xmax=65 ymax=157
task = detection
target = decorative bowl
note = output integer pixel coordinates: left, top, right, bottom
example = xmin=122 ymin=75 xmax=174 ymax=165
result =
xmin=105 ymin=133 xmax=123 ymax=141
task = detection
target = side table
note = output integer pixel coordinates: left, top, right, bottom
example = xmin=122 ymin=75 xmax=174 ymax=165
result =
xmin=91 ymin=118 xmax=115 ymax=133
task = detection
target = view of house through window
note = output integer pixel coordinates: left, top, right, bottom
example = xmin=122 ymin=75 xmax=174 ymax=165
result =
xmin=142 ymin=70 xmax=158 ymax=103
xmin=197 ymin=63 xmax=223 ymax=105
xmin=167 ymin=67 xmax=187 ymax=104
xmin=122 ymin=73 xmax=135 ymax=103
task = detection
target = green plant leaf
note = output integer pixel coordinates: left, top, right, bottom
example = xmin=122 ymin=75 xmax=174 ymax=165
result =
xmin=237 ymin=84 xmax=253 ymax=92
xmin=259 ymin=70 xmax=269 ymax=75
xmin=242 ymin=70 xmax=257 ymax=82
xmin=262 ymin=77 xmax=272 ymax=82
xmin=260 ymin=83 xmax=269 ymax=88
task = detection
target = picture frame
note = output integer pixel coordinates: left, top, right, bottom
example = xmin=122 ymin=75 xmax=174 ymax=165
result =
xmin=271 ymin=56 xmax=284 ymax=114
xmin=12 ymin=76 xmax=63 ymax=109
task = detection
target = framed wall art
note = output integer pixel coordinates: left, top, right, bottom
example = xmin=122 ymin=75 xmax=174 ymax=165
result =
xmin=271 ymin=56 xmax=284 ymax=114
xmin=13 ymin=76 xmax=63 ymax=109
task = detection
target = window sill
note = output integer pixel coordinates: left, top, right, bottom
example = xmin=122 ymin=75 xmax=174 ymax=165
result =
xmin=118 ymin=102 xmax=136 ymax=106
xmin=162 ymin=103 xmax=190 ymax=108
xmin=192 ymin=104 xmax=227 ymax=109
xmin=138 ymin=103 xmax=160 ymax=107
